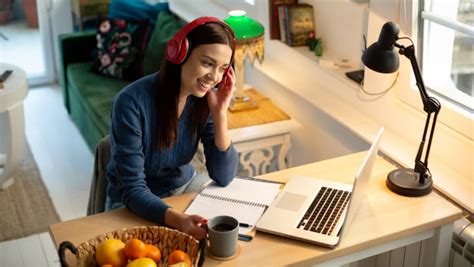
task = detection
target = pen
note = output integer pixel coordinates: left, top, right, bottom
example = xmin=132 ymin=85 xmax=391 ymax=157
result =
xmin=236 ymin=176 xmax=284 ymax=185
xmin=238 ymin=234 xmax=253 ymax=242
xmin=239 ymin=223 xmax=251 ymax=228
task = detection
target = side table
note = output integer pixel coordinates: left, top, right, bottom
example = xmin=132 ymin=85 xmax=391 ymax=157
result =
xmin=197 ymin=89 xmax=301 ymax=176
xmin=0 ymin=63 xmax=29 ymax=189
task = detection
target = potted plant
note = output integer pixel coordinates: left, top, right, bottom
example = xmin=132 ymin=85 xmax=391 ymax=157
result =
xmin=0 ymin=0 xmax=12 ymax=25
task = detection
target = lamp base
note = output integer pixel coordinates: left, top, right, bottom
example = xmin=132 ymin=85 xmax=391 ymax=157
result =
xmin=386 ymin=168 xmax=432 ymax=197
xmin=229 ymin=96 xmax=258 ymax=112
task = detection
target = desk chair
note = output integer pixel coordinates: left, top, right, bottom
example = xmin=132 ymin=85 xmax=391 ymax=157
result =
xmin=87 ymin=135 xmax=111 ymax=215
xmin=86 ymin=136 xmax=208 ymax=215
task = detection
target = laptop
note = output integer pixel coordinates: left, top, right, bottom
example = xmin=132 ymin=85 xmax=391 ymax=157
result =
xmin=256 ymin=127 xmax=384 ymax=248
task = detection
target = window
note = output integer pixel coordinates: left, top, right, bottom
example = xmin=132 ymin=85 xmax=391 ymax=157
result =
xmin=419 ymin=0 xmax=473 ymax=111
xmin=397 ymin=0 xmax=473 ymax=139
xmin=211 ymin=0 xmax=255 ymax=10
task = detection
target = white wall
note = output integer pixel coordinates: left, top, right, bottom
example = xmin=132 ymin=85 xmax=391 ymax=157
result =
xmin=244 ymin=0 xmax=372 ymax=166
xmin=50 ymin=0 xmax=73 ymax=81
xmin=245 ymin=62 xmax=368 ymax=166
xmin=299 ymin=0 xmax=369 ymax=64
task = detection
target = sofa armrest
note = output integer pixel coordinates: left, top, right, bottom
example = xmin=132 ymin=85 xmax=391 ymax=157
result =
xmin=58 ymin=31 xmax=96 ymax=113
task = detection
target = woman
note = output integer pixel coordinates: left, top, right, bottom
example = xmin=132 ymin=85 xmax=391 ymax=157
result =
xmin=105 ymin=17 xmax=238 ymax=240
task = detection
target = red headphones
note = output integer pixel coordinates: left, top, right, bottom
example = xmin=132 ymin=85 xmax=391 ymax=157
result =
xmin=165 ymin=16 xmax=236 ymax=65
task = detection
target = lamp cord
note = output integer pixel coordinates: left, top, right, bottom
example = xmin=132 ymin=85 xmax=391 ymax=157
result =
xmin=358 ymin=71 xmax=399 ymax=96
xmin=398 ymin=36 xmax=414 ymax=44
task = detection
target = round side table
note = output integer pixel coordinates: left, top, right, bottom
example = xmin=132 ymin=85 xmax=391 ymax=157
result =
xmin=0 ymin=63 xmax=29 ymax=189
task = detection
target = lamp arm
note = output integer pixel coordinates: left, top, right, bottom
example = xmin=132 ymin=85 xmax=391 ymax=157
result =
xmin=395 ymin=44 xmax=441 ymax=113
xmin=394 ymin=43 xmax=441 ymax=183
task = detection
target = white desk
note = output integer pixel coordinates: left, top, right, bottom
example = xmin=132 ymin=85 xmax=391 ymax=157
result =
xmin=0 ymin=63 xmax=28 ymax=189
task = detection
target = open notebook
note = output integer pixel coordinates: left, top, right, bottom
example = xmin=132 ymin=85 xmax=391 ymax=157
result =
xmin=185 ymin=177 xmax=281 ymax=235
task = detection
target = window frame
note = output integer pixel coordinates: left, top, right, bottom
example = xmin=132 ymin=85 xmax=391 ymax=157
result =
xmin=396 ymin=0 xmax=473 ymax=140
xmin=210 ymin=0 xmax=255 ymax=10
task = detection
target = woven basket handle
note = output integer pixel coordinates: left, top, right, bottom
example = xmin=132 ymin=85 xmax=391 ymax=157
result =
xmin=198 ymin=238 xmax=207 ymax=267
xmin=58 ymin=241 xmax=77 ymax=267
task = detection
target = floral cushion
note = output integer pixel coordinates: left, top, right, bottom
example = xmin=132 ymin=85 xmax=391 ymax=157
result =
xmin=91 ymin=18 xmax=149 ymax=80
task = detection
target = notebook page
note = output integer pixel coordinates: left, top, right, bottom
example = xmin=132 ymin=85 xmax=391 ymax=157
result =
xmin=185 ymin=193 xmax=265 ymax=234
xmin=184 ymin=177 xmax=281 ymax=235
xmin=201 ymin=177 xmax=281 ymax=206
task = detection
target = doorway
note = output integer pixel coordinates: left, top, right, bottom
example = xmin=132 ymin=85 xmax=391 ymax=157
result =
xmin=0 ymin=0 xmax=55 ymax=86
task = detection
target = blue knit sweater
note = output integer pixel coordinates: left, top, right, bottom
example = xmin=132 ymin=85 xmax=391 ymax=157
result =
xmin=106 ymin=73 xmax=238 ymax=224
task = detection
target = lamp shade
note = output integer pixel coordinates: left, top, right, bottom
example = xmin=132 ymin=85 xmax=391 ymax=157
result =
xmin=224 ymin=10 xmax=264 ymax=42
xmin=362 ymin=22 xmax=401 ymax=73
xmin=224 ymin=10 xmax=264 ymax=111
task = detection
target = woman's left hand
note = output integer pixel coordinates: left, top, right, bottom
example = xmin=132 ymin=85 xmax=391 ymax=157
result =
xmin=207 ymin=66 xmax=235 ymax=119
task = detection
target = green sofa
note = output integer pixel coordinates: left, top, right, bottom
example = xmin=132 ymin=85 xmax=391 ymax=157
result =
xmin=58 ymin=12 xmax=182 ymax=152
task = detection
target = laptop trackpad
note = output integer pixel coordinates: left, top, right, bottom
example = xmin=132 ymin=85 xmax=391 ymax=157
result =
xmin=275 ymin=192 xmax=307 ymax=212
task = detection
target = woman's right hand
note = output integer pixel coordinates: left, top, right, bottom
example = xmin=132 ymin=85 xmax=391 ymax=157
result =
xmin=164 ymin=208 xmax=208 ymax=240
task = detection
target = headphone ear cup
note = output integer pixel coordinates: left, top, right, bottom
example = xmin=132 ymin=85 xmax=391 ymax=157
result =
xmin=166 ymin=39 xmax=180 ymax=64
xmin=175 ymin=37 xmax=190 ymax=64
xmin=166 ymin=37 xmax=190 ymax=65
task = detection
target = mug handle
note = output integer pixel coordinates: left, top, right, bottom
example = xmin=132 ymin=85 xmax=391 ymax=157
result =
xmin=58 ymin=241 xmax=77 ymax=267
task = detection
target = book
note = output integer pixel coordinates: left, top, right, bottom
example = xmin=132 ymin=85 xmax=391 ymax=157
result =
xmin=269 ymin=0 xmax=297 ymax=40
xmin=278 ymin=5 xmax=288 ymax=43
xmin=185 ymin=177 xmax=281 ymax=235
xmin=286 ymin=4 xmax=315 ymax=46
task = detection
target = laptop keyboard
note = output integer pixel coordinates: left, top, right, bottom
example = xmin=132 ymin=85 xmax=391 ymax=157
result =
xmin=297 ymin=187 xmax=351 ymax=235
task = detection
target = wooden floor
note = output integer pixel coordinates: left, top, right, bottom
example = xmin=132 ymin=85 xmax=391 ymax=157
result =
xmin=0 ymin=84 xmax=94 ymax=266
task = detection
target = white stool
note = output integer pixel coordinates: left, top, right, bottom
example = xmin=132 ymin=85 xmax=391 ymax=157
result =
xmin=0 ymin=63 xmax=28 ymax=189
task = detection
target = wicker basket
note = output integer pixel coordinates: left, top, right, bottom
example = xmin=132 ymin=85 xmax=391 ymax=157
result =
xmin=58 ymin=226 xmax=205 ymax=267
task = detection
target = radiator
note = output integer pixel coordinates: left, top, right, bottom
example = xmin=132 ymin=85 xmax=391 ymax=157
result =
xmin=451 ymin=217 xmax=474 ymax=267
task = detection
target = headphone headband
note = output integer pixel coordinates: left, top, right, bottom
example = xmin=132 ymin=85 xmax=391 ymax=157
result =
xmin=165 ymin=16 xmax=236 ymax=65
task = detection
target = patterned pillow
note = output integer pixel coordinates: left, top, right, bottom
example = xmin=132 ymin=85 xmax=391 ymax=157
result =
xmin=91 ymin=17 xmax=150 ymax=80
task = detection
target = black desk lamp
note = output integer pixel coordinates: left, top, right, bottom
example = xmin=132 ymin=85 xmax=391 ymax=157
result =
xmin=362 ymin=22 xmax=441 ymax=197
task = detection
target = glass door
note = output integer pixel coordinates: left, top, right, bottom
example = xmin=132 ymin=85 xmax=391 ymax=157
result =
xmin=0 ymin=0 xmax=55 ymax=86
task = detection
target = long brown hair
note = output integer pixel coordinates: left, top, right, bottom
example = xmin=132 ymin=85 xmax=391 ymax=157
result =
xmin=155 ymin=22 xmax=234 ymax=150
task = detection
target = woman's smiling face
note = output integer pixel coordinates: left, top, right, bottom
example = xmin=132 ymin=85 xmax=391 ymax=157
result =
xmin=180 ymin=43 xmax=233 ymax=98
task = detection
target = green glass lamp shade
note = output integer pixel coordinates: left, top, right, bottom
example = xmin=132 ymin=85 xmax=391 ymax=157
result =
xmin=224 ymin=10 xmax=264 ymax=41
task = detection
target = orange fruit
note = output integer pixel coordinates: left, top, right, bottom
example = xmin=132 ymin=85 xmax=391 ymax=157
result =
xmin=126 ymin=257 xmax=157 ymax=267
xmin=124 ymin=238 xmax=147 ymax=260
xmin=168 ymin=250 xmax=191 ymax=266
xmin=95 ymin=239 xmax=127 ymax=266
xmin=145 ymin=244 xmax=161 ymax=262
